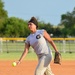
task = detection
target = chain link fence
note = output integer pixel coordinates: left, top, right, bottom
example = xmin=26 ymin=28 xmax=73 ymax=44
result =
xmin=0 ymin=38 xmax=75 ymax=53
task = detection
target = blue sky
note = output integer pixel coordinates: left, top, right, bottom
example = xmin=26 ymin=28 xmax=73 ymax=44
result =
xmin=3 ymin=0 xmax=75 ymax=25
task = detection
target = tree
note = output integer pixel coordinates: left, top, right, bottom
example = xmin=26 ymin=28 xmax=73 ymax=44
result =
xmin=60 ymin=7 xmax=75 ymax=37
xmin=53 ymin=27 xmax=62 ymax=37
xmin=0 ymin=0 xmax=8 ymax=37
xmin=4 ymin=17 xmax=30 ymax=37
xmin=38 ymin=21 xmax=54 ymax=35
xmin=0 ymin=0 xmax=8 ymax=18
xmin=70 ymin=24 xmax=75 ymax=36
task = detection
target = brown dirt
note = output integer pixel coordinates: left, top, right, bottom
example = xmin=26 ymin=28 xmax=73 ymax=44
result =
xmin=0 ymin=60 xmax=75 ymax=75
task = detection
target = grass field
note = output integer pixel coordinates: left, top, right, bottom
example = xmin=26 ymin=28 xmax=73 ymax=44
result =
xmin=0 ymin=52 xmax=75 ymax=60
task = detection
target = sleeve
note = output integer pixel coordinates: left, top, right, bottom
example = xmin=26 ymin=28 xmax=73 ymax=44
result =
xmin=39 ymin=29 xmax=45 ymax=36
xmin=25 ymin=37 xmax=30 ymax=46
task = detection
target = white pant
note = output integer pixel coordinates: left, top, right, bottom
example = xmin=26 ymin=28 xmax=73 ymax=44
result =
xmin=35 ymin=53 xmax=54 ymax=75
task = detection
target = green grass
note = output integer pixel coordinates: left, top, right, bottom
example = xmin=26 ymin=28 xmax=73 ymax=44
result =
xmin=0 ymin=52 xmax=37 ymax=60
xmin=61 ymin=53 xmax=75 ymax=60
xmin=0 ymin=52 xmax=75 ymax=61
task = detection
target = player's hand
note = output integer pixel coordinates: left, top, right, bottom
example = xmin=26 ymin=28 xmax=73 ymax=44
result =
xmin=15 ymin=60 xmax=21 ymax=65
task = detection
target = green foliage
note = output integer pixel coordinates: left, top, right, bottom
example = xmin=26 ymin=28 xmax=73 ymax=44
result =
xmin=60 ymin=7 xmax=75 ymax=37
xmin=61 ymin=28 xmax=69 ymax=37
xmin=3 ymin=17 xmax=30 ymax=37
xmin=53 ymin=27 xmax=62 ymax=37
xmin=39 ymin=22 xmax=54 ymax=35
xmin=71 ymin=24 xmax=75 ymax=36
xmin=0 ymin=0 xmax=8 ymax=37
xmin=0 ymin=0 xmax=8 ymax=18
xmin=0 ymin=0 xmax=75 ymax=37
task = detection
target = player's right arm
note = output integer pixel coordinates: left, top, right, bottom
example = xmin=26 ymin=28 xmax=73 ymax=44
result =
xmin=43 ymin=30 xmax=58 ymax=52
xmin=16 ymin=43 xmax=30 ymax=65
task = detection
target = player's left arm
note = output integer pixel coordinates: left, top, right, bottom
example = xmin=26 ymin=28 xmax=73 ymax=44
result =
xmin=43 ymin=30 xmax=58 ymax=52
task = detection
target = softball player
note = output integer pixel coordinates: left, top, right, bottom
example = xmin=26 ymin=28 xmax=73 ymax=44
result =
xmin=16 ymin=17 xmax=59 ymax=75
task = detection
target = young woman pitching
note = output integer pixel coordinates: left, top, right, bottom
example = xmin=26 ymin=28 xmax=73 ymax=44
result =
xmin=16 ymin=17 xmax=59 ymax=75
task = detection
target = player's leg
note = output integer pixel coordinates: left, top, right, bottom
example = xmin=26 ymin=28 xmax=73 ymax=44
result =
xmin=35 ymin=54 xmax=52 ymax=75
xmin=44 ymin=64 xmax=54 ymax=75
xmin=35 ymin=57 xmax=46 ymax=75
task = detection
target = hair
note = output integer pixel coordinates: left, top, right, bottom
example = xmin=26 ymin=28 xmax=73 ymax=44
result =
xmin=28 ymin=17 xmax=38 ymax=29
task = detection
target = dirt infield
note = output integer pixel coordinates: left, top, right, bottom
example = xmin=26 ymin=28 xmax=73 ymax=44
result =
xmin=0 ymin=60 xmax=75 ymax=75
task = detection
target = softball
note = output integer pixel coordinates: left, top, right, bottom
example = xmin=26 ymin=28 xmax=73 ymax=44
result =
xmin=12 ymin=62 xmax=16 ymax=67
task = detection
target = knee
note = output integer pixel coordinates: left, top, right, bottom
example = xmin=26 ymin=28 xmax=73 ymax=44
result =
xmin=35 ymin=68 xmax=44 ymax=75
xmin=35 ymin=69 xmax=41 ymax=75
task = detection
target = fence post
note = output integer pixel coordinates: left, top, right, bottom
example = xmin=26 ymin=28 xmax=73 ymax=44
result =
xmin=0 ymin=38 xmax=3 ymax=53
xmin=63 ymin=39 xmax=66 ymax=53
